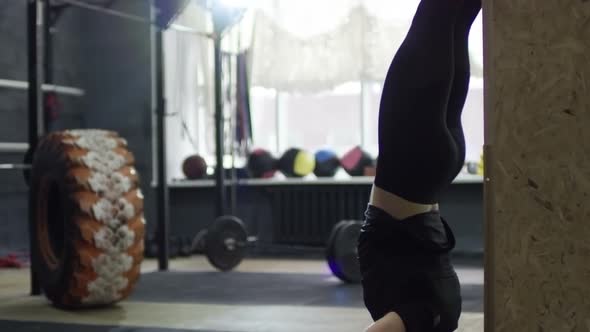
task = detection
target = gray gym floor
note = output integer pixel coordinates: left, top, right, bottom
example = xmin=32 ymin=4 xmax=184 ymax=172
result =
xmin=0 ymin=257 xmax=484 ymax=332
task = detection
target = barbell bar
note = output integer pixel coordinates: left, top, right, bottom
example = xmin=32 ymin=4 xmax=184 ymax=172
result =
xmin=0 ymin=164 xmax=32 ymax=170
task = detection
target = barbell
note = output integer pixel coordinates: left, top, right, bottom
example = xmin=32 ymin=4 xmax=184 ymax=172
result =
xmin=0 ymin=145 xmax=34 ymax=185
xmin=199 ymin=216 xmax=364 ymax=281
xmin=201 ymin=216 xmax=363 ymax=283
xmin=0 ymin=164 xmax=31 ymax=170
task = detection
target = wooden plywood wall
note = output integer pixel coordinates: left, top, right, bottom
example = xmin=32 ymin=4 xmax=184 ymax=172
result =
xmin=483 ymin=0 xmax=590 ymax=331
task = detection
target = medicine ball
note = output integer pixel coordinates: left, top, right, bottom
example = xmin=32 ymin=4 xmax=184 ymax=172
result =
xmin=278 ymin=148 xmax=316 ymax=178
xmin=314 ymin=149 xmax=340 ymax=177
xmin=341 ymin=146 xmax=374 ymax=176
xmin=478 ymin=153 xmax=484 ymax=175
xmin=182 ymin=154 xmax=208 ymax=180
xmin=247 ymin=149 xmax=277 ymax=178
xmin=466 ymin=161 xmax=478 ymax=175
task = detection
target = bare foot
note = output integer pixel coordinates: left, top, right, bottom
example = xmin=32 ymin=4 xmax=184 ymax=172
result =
xmin=364 ymin=312 xmax=406 ymax=332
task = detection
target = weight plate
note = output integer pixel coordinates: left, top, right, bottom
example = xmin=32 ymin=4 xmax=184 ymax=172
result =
xmin=205 ymin=215 xmax=247 ymax=271
xmin=325 ymin=220 xmax=350 ymax=268
xmin=326 ymin=220 xmax=362 ymax=283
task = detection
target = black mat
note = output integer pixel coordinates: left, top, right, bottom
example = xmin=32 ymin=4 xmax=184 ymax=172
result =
xmin=0 ymin=321 xmax=231 ymax=332
xmin=130 ymin=271 xmax=483 ymax=313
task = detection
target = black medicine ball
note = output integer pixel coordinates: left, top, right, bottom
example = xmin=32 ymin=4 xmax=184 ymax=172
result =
xmin=278 ymin=148 xmax=316 ymax=178
xmin=247 ymin=149 xmax=277 ymax=178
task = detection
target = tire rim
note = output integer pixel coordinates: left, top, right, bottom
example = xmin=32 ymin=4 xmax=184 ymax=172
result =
xmin=37 ymin=178 xmax=66 ymax=270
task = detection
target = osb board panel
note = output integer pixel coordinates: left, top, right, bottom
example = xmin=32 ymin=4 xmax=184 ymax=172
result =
xmin=484 ymin=0 xmax=590 ymax=331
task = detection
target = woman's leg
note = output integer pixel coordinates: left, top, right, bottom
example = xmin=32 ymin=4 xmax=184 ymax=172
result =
xmin=446 ymin=0 xmax=482 ymax=181
xmin=374 ymin=0 xmax=463 ymax=206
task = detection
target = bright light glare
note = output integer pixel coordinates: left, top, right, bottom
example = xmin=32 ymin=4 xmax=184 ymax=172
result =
xmin=219 ymin=0 xmax=256 ymax=9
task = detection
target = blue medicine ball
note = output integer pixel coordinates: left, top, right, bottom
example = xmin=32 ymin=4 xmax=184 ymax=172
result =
xmin=314 ymin=149 xmax=340 ymax=177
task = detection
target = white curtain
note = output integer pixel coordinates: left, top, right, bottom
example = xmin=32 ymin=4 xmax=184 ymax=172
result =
xmin=246 ymin=0 xmax=483 ymax=92
xmin=162 ymin=1 xmax=485 ymax=177
xmin=164 ymin=2 xmax=214 ymax=181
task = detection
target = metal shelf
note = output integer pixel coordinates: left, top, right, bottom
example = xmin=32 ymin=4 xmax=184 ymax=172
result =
xmin=0 ymin=78 xmax=84 ymax=97
xmin=167 ymin=173 xmax=484 ymax=188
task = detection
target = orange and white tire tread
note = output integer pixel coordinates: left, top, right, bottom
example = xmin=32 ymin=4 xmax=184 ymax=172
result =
xmin=62 ymin=129 xmax=144 ymax=305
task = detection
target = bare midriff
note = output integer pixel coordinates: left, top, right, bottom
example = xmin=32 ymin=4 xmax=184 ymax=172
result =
xmin=369 ymin=185 xmax=439 ymax=221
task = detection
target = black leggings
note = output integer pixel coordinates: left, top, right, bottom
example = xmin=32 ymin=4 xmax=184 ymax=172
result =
xmin=374 ymin=0 xmax=481 ymax=204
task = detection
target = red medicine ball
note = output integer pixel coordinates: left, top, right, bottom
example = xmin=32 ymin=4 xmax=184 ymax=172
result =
xmin=182 ymin=155 xmax=208 ymax=179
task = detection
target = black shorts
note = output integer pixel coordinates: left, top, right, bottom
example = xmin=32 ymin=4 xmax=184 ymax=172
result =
xmin=357 ymin=205 xmax=462 ymax=332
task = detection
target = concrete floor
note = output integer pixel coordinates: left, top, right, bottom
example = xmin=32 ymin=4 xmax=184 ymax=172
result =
xmin=0 ymin=257 xmax=484 ymax=332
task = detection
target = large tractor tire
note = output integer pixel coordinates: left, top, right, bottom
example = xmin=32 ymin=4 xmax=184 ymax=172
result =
xmin=30 ymin=129 xmax=145 ymax=308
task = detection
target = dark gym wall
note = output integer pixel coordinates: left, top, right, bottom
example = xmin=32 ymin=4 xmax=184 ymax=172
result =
xmin=0 ymin=1 xmax=32 ymax=251
xmin=78 ymin=0 xmax=156 ymax=235
xmin=0 ymin=1 xmax=86 ymax=251
xmin=0 ymin=1 xmax=155 ymax=251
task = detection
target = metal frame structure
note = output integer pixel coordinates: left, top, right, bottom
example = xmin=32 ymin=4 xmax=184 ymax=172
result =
xmin=22 ymin=0 xmax=177 ymax=294
xmin=0 ymin=79 xmax=84 ymax=97
xmin=152 ymin=19 xmax=170 ymax=270
xmin=21 ymin=0 xmax=234 ymax=295
xmin=213 ymin=21 xmax=226 ymax=218
xmin=27 ymin=0 xmax=43 ymax=295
